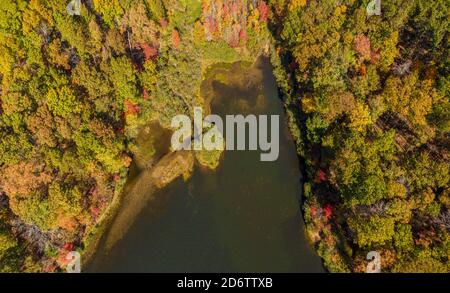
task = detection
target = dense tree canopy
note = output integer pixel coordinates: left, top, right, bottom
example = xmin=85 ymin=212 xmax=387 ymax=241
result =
xmin=0 ymin=0 xmax=270 ymax=272
xmin=269 ymin=0 xmax=449 ymax=272
xmin=0 ymin=0 xmax=448 ymax=273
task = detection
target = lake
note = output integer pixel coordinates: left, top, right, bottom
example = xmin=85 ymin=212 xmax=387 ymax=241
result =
xmin=87 ymin=57 xmax=324 ymax=273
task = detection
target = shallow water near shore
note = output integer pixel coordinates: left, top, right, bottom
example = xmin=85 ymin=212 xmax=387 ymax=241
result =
xmin=87 ymin=58 xmax=324 ymax=273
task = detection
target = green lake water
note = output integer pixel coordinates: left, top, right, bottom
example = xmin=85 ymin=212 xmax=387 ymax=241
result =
xmin=88 ymin=58 xmax=324 ymax=273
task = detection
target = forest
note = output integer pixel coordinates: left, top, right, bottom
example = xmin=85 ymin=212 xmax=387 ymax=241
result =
xmin=268 ymin=0 xmax=449 ymax=272
xmin=0 ymin=0 xmax=448 ymax=272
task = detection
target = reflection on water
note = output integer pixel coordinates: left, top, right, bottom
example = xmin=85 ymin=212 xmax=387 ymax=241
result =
xmin=88 ymin=57 xmax=324 ymax=273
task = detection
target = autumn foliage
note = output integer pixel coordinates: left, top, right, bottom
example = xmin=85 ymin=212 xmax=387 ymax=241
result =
xmin=172 ymin=29 xmax=181 ymax=49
